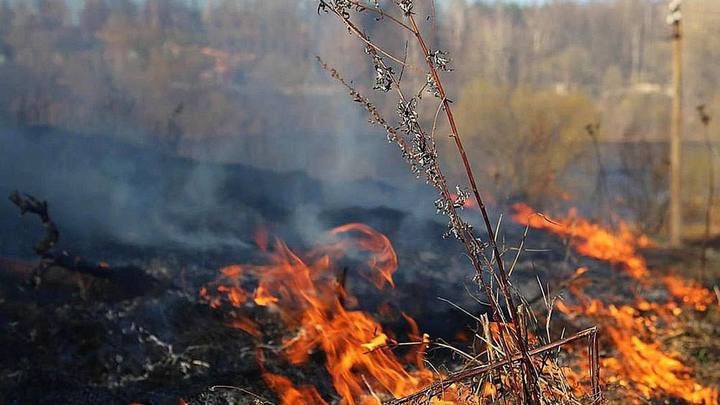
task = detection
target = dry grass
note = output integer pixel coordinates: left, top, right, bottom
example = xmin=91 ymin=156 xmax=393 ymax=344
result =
xmin=315 ymin=1 xmax=599 ymax=403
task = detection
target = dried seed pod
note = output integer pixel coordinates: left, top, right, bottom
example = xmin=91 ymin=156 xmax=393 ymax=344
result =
xmin=397 ymin=0 xmax=414 ymax=15
xmin=366 ymin=46 xmax=394 ymax=92
xmin=428 ymin=50 xmax=453 ymax=72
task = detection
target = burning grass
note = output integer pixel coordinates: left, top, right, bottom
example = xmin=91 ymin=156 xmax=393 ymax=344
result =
xmin=200 ymin=223 xmax=596 ymax=404
xmin=201 ymin=224 xmax=446 ymax=404
xmin=199 ymin=205 xmax=720 ymax=403
xmin=309 ymin=2 xmax=590 ymax=402
xmin=200 ymin=202 xmax=720 ymax=404
xmin=512 ymin=204 xmax=719 ymax=404
xmin=5 ymin=5 xmax=716 ymax=398
xmin=196 ymin=2 xmax=719 ymax=403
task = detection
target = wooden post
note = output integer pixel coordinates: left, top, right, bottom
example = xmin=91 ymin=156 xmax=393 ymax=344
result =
xmin=668 ymin=0 xmax=683 ymax=247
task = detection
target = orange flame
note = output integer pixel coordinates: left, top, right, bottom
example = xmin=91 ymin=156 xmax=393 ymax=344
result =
xmin=253 ymin=285 xmax=279 ymax=306
xmin=558 ymin=299 xmax=718 ymax=403
xmin=327 ymin=223 xmax=398 ymax=289
xmin=662 ymin=275 xmax=716 ymax=312
xmin=263 ymin=372 xmax=328 ymax=405
xmin=512 ymin=203 xmax=718 ymax=404
xmin=511 ymin=203 xmax=650 ymax=279
xmin=201 ymin=224 xmax=455 ymax=404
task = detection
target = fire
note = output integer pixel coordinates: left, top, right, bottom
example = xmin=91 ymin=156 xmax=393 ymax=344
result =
xmin=512 ymin=203 xmax=719 ymax=404
xmin=201 ymin=223 xmax=454 ymax=404
xmin=200 ymin=205 xmax=718 ymax=403
xmin=253 ymin=285 xmax=279 ymax=306
xmin=361 ymin=333 xmax=390 ymax=352
xmin=556 ymin=298 xmax=718 ymax=403
xmin=662 ymin=275 xmax=716 ymax=312
xmin=512 ymin=203 xmax=650 ymax=279
xmin=261 ymin=365 xmax=328 ymax=405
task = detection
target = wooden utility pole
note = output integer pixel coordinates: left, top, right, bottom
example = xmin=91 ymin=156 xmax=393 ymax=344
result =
xmin=668 ymin=0 xmax=683 ymax=247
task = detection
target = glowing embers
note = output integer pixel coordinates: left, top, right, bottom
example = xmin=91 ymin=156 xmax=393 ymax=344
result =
xmin=200 ymin=224 xmax=444 ymax=404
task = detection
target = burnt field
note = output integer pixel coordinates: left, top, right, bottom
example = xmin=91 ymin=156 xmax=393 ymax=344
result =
xmin=2 ymin=0 xmax=720 ymax=403
xmin=1 ymin=129 xmax=719 ymax=404
xmin=0 ymin=128 xmax=491 ymax=403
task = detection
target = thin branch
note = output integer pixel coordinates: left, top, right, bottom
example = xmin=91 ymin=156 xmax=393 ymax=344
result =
xmin=407 ymin=12 xmax=539 ymax=401
xmin=325 ymin=5 xmax=411 ymax=67
xmin=384 ymin=327 xmax=598 ymax=405
xmin=347 ymin=1 xmax=416 ymax=33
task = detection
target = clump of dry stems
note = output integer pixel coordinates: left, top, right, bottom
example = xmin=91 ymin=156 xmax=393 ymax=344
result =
xmin=316 ymin=1 xmax=600 ymax=403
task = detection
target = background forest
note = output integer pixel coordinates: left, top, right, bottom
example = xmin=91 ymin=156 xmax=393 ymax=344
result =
xmin=1 ymin=0 xmax=718 ymax=236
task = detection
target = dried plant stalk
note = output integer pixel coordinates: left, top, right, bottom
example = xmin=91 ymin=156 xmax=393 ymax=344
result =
xmin=315 ymin=1 xmax=600 ymax=403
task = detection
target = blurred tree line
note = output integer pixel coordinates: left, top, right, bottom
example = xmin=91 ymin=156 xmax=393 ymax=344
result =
xmin=437 ymin=0 xmax=719 ymax=212
xmin=0 ymin=1 xmax=320 ymax=144
xmin=0 ymin=0 xmax=718 ymax=223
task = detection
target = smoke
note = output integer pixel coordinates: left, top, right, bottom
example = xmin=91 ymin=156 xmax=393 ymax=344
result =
xmin=0 ymin=127 xmax=262 ymax=257
xmin=0 ymin=2 xmax=451 ymax=262
xmin=0 ymin=123 xmax=444 ymax=261
xmin=0 ymin=118 xmax=490 ymax=342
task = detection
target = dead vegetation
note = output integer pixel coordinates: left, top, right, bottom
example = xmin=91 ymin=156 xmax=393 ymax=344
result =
xmin=310 ymin=1 xmax=600 ymax=403
xmin=8 ymin=191 xmax=161 ymax=298
xmin=297 ymin=1 xmax=717 ymax=404
xmin=1 ymin=1 xmax=718 ymax=404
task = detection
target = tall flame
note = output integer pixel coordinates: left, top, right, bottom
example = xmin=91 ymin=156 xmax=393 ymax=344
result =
xmin=201 ymin=224 xmax=454 ymax=404
xmin=512 ymin=203 xmax=718 ymax=404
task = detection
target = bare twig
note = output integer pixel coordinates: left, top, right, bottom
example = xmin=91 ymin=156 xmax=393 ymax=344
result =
xmin=209 ymin=385 xmax=275 ymax=405
xmin=315 ymin=2 xmax=597 ymax=402
xmin=586 ymin=123 xmax=613 ymax=226
xmin=9 ymin=191 xmax=59 ymax=256
xmin=385 ymin=327 xmax=598 ymax=405
xmin=405 ymin=10 xmax=540 ymax=401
